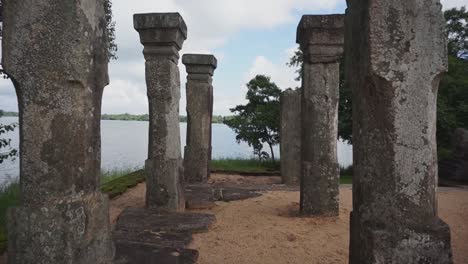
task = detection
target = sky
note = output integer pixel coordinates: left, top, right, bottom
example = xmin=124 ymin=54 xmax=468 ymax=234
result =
xmin=0 ymin=0 xmax=466 ymax=116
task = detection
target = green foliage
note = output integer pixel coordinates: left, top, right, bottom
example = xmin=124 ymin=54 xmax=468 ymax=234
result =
xmin=0 ymin=182 xmax=19 ymax=254
xmin=100 ymin=113 xmax=226 ymax=123
xmin=101 ymin=113 xmax=149 ymax=121
xmin=286 ymin=49 xmax=303 ymax=83
xmin=0 ymin=111 xmax=17 ymax=117
xmin=104 ymin=0 xmax=118 ymax=61
xmin=438 ymin=55 xmax=468 ymax=147
xmin=0 ymin=121 xmax=17 ymax=164
xmin=445 ymin=6 xmax=468 ymax=57
xmin=338 ymin=57 xmax=353 ymax=143
xmin=224 ymin=75 xmax=281 ymax=161
xmin=437 ymin=7 xmax=468 ymax=152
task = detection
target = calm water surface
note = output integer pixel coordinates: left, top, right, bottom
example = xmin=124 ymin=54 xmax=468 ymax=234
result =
xmin=0 ymin=117 xmax=352 ymax=184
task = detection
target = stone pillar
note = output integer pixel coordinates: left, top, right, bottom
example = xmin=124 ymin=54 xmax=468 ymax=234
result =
xmin=134 ymin=13 xmax=187 ymax=210
xmin=182 ymin=54 xmax=217 ymax=183
xmin=297 ymin=15 xmax=343 ymax=216
xmin=280 ymin=88 xmax=301 ymax=185
xmin=346 ymin=1 xmax=453 ymax=263
xmin=2 ymin=1 xmax=114 ymax=263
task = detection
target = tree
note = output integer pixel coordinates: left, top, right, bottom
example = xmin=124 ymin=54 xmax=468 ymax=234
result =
xmin=287 ymin=6 xmax=468 ymax=147
xmin=224 ymin=75 xmax=281 ymax=161
xmin=437 ymin=6 xmax=468 ymax=149
xmin=104 ymin=0 xmax=118 ymax=61
xmin=0 ymin=110 xmax=17 ymax=164
xmin=445 ymin=6 xmax=468 ymax=58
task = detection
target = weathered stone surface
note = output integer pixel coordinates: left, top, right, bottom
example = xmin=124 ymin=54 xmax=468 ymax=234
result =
xmin=297 ymin=15 xmax=343 ymax=216
xmin=183 ymin=54 xmax=217 ymax=183
xmin=185 ymin=184 xmax=216 ymax=209
xmin=114 ymin=241 xmax=198 ymax=264
xmin=280 ymin=88 xmax=301 ymax=185
xmin=3 ymin=0 xmax=113 ymax=262
xmin=215 ymin=187 xmax=262 ymax=202
xmin=134 ymin=13 xmax=187 ymax=210
xmin=113 ymin=207 xmax=214 ymax=264
xmin=8 ymin=194 xmax=114 ymax=264
xmin=297 ymin=15 xmax=344 ymax=64
xmin=439 ymin=128 xmax=468 ymax=182
xmin=115 ymin=208 xmax=215 ymax=233
xmin=346 ymin=0 xmax=453 ymax=263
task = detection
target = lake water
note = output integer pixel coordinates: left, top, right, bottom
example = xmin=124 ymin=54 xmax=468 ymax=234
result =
xmin=0 ymin=117 xmax=352 ymax=183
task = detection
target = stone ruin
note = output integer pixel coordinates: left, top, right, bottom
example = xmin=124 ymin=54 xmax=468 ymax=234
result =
xmin=346 ymin=0 xmax=452 ymax=262
xmin=297 ymin=15 xmax=343 ymax=216
xmin=2 ymin=0 xmax=454 ymax=263
xmin=3 ymin=0 xmax=114 ymax=263
xmin=280 ymin=88 xmax=301 ymax=185
xmin=183 ymin=54 xmax=217 ymax=183
xmin=134 ymin=12 xmax=186 ymax=211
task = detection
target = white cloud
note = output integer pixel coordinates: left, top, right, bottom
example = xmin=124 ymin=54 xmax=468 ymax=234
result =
xmin=105 ymin=0 xmax=341 ymax=115
xmin=102 ymin=79 xmax=148 ymax=114
xmin=246 ymin=49 xmax=300 ymax=91
xmin=441 ymin=0 xmax=468 ymax=9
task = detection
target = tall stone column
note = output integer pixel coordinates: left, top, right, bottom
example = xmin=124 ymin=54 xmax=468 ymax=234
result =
xmin=280 ymin=88 xmax=301 ymax=185
xmin=2 ymin=1 xmax=114 ymax=263
xmin=182 ymin=54 xmax=217 ymax=183
xmin=134 ymin=13 xmax=187 ymax=210
xmin=297 ymin=15 xmax=344 ymax=216
xmin=346 ymin=1 xmax=453 ymax=263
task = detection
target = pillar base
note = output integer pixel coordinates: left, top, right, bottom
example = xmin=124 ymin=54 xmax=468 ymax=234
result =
xmin=300 ymin=161 xmax=339 ymax=217
xmin=145 ymin=158 xmax=185 ymax=211
xmin=184 ymin=146 xmax=210 ymax=183
xmin=7 ymin=192 xmax=114 ymax=264
xmin=349 ymin=211 xmax=453 ymax=264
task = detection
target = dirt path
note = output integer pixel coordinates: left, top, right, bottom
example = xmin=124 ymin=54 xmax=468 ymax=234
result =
xmin=109 ymin=182 xmax=146 ymax=225
xmin=109 ymin=176 xmax=468 ymax=264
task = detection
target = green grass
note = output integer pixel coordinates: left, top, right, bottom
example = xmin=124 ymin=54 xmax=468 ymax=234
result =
xmin=101 ymin=170 xmax=145 ymax=199
xmin=211 ymin=158 xmax=280 ymax=174
xmin=0 ymin=182 xmax=19 ymax=253
xmin=340 ymin=165 xmax=353 ymax=184
xmin=101 ymin=167 xmax=142 ymax=184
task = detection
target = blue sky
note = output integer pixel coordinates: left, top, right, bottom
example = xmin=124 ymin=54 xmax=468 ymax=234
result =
xmin=0 ymin=0 xmax=466 ymax=115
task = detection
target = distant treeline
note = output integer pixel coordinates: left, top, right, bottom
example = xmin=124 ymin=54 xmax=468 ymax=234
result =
xmin=1 ymin=111 xmax=231 ymax=124
xmin=0 ymin=111 xmax=18 ymax=117
xmin=100 ymin=113 xmax=231 ymax=123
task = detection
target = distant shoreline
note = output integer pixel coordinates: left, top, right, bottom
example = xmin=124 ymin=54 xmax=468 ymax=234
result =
xmin=1 ymin=112 xmax=231 ymax=124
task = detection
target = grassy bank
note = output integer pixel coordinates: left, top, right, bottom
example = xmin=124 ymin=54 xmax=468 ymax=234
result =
xmin=0 ymin=183 xmax=19 ymax=252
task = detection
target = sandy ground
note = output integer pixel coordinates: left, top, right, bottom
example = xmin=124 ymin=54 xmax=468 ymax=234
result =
xmin=108 ymin=174 xmax=468 ymax=264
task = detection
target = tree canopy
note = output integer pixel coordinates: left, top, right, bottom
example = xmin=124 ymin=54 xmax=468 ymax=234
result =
xmin=224 ymin=75 xmax=282 ymax=161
